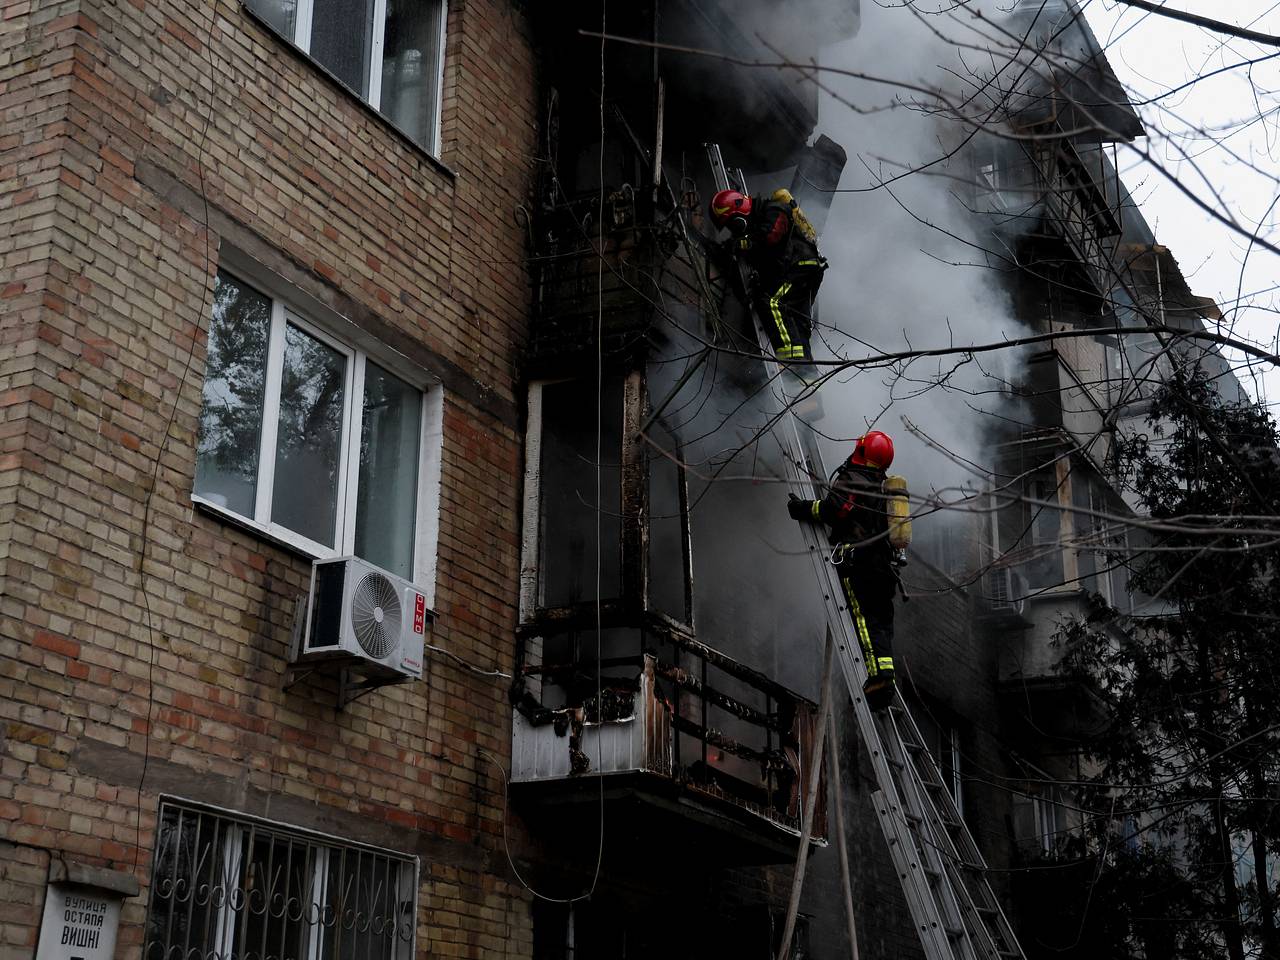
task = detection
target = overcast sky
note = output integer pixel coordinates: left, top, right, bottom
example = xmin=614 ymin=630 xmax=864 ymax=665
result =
xmin=1082 ymin=1 xmax=1280 ymax=408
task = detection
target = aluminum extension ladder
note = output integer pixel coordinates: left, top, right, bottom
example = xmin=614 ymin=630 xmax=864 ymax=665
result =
xmin=704 ymin=145 xmax=1025 ymax=960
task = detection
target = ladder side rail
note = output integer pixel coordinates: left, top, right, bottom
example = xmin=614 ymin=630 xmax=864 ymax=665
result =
xmin=704 ymin=140 xmax=961 ymax=953
xmin=882 ymin=711 xmax=1001 ymax=959
xmin=760 ymin=288 xmax=1021 ymax=960
xmin=703 ymin=143 xmax=901 ymax=820
xmin=873 ymin=789 xmax=967 ymax=960
xmin=888 ymin=709 xmax=1026 ymax=957
xmin=876 ymin=709 xmax=986 ymax=958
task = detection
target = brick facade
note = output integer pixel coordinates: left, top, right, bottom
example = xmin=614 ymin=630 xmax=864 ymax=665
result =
xmin=1 ymin=0 xmax=539 ymax=954
xmin=2 ymin=0 xmax=1155 ymax=956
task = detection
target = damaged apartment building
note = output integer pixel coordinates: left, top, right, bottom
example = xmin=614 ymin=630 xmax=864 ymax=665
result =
xmin=0 ymin=0 xmax=1239 ymax=958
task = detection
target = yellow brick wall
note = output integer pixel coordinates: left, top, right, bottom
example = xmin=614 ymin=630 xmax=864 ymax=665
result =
xmin=0 ymin=0 xmax=537 ymax=955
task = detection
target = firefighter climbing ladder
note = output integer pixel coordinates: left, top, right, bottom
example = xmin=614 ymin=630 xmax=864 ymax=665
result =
xmin=704 ymin=145 xmax=1025 ymax=960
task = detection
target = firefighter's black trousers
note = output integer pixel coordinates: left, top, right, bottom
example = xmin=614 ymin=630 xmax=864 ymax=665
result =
xmin=839 ymin=570 xmax=895 ymax=680
xmin=751 ymin=261 xmax=824 ymax=362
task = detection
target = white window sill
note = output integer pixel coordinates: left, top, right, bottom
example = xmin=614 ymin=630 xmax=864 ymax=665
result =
xmin=191 ymin=494 xmax=438 ymax=610
xmin=192 ymin=492 xmax=332 ymax=563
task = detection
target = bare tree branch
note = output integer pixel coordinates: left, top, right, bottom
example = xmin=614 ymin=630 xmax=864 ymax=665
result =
xmin=1114 ymin=0 xmax=1280 ymax=49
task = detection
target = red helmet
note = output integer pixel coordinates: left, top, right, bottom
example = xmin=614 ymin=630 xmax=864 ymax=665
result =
xmin=709 ymin=189 xmax=751 ymax=233
xmin=849 ymin=431 xmax=894 ymax=469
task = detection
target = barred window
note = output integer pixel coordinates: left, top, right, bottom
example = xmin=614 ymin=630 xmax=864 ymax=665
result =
xmin=144 ymin=799 xmax=417 ymax=960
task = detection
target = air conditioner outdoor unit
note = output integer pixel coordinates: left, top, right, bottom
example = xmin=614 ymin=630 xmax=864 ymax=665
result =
xmin=987 ymin=568 xmax=1028 ymax=616
xmin=297 ymin=556 xmax=426 ymax=680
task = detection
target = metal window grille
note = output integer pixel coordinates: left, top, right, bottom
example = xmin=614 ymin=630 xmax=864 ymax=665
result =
xmin=144 ymin=799 xmax=417 ymax=960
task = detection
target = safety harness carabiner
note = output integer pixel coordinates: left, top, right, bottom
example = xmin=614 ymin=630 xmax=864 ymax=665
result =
xmin=828 ymin=542 xmax=853 ymax=566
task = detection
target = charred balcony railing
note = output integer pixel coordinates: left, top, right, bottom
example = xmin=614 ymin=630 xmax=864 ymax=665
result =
xmin=527 ymin=94 xmax=728 ymax=372
xmin=510 ymin=611 xmax=827 ymax=847
xmin=529 ymin=187 xmax=715 ymax=369
xmin=1025 ymin=137 xmax=1122 ymax=294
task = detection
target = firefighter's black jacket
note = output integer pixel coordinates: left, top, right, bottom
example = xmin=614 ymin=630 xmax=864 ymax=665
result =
xmin=737 ymin=195 xmax=822 ymax=286
xmin=798 ymin=460 xmax=895 ymax=591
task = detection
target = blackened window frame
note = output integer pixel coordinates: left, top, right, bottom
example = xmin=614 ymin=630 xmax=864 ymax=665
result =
xmin=520 ymin=373 xmax=694 ymax=629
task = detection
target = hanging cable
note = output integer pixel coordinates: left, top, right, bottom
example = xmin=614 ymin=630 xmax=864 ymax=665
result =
xmin=131 ymin=0 xmax=219 ymax=871
xmin=483 ymin=2 xmax=609 ymax=906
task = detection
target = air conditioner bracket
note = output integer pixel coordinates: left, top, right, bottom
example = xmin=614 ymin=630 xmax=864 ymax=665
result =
xmin=338 ymin=669 xmax=410 ymax=710
xmin=282 ymin=666 xmax=316 ymax=693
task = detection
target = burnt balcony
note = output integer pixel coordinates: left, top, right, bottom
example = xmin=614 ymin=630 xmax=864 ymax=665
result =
xmin=1024 ymin=138 xmax=1123 ymax=296
xmin=528 ymin=187 xmax=707 ymax=372
xmin=511 ymin=613 xmax=827 ymax=864
xmin=518 ymin=119 xmax=840 ymax=863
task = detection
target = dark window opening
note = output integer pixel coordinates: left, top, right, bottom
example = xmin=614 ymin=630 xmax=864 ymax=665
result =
xmin=538 ymin=377 xmax=624 ymax=608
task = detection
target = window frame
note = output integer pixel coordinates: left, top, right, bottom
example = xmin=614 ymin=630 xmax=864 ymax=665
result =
xmin=520 ymin=376 xmax=626 ymax=621
xmin=243 ymin=0 xmax=448 ymax=157
xmin=193 ymin=263 xmax=443 ymax=602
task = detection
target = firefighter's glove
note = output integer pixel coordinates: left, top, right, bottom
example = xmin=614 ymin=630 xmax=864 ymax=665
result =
xmin=787 ymin=494 xmax=813 ymax=522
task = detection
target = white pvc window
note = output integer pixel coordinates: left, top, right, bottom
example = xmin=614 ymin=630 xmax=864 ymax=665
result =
xmin=194 ymin=270 xmax=439 ymax=590
xmin=245 ymin=0 xmax=446 ymax=154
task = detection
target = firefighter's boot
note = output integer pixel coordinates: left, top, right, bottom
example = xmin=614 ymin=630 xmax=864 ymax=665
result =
xmin=863 ymin=670 xmax=895 ymax=711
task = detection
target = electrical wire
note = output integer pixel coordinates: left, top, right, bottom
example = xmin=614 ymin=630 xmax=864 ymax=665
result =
xmin=423 ymin=643 xmax=511 ymax=679
xmin=131 ymin=0 xmax=218 ymax=871
xmin=485 ymin=3 xmax=609 ymax=906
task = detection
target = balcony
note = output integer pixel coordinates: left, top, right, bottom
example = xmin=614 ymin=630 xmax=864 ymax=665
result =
xmin=995 ymin=587 xmax=1112 ymax=738
xmin=511 ymin=616 xmax=827 ymax=865
xmin=1025 ymin=139 xmax=1122 ymax=296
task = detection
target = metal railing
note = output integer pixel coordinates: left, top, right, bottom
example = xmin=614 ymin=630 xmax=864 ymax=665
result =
xmin=511 ymin=618 xmax=827 ymax=841
xmin=143 ymin=799 xmax=417 ymax=960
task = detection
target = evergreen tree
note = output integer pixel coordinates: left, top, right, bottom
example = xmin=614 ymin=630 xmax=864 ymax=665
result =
xmin=1048 ymin=366 xmax=1280 ymax=959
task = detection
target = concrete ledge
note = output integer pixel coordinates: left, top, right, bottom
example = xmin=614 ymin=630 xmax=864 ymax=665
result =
xmin=48 ymin=857 xmax=140 ymax=898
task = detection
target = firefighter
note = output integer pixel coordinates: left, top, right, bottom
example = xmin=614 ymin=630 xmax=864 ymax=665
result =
xmin=709 ymin=188 xmax=827 ymax=366
xmin=787 ymin=430 xmax=903 ymax=710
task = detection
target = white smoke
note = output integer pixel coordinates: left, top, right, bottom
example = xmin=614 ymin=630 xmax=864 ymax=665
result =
xmin=647 ymin=3 xmax=1039 ymax=686
xmin=810 ymin=1 xmax=1030 ymax=521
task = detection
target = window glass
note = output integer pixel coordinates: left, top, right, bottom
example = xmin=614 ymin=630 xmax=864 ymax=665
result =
xmin=1024 ymin=476 xmax=1065 ymax=589
xmin=308 ymin=0 xmax=374 ymax=97
xmin=246 ymin=0 xmax=445 ymax=153
xmin=194 ymin=272 xmax=435 ymax=583
xmin=1073 ymin=478 xmax=1098 ymax=594
xmin=237 ymin=831 xmax=315 ymax=959
xmin=355 ymin=362 xmax=421 ymax=580
xmin=272 ymin=322 xmax=347 ymax=546
xmin=538 ymin=378 xmax=623 ymax=608
xmin=195 ymin=273 xmax=271 ymax=516
xmin=381 ymin=0 xmax=443 ymax=147
xmin=325 ymin=846 xmax=415 ymax=960
xmin=247 ymin=0 xmax=297 ymax=39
